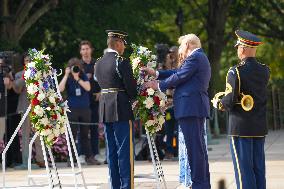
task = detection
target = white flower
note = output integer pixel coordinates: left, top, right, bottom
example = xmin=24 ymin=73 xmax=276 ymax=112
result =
xmin=139 ymin=46 xmax=148 ymax=53
xmin=151 ymin=55 xmax=157 ymax=60
xmin=34 ymin=105 xmax=44 ymax=117
xmin=27 ymin=83 xmax=38 ymax=95
xmin=158 ymin=116 xmax=165 ymax=125
xmin=37 ymin=92 xmax=45 ymax=101
xmin=159 ymin=100 xmax=166 ymax=107
xmin=49 ymin=96 xmax=56 ymax=104
xmin=143 ymin=97 xmax=154 ymax=109
xmin=145 ymin=120 xmax=155 ymax=127
xmin=147 ymin=88 xmax=155 ymax=96
xmin=157 ymin=92 xmax=167 ymax=100
xmin=41 ymin=54 xmax=50 ymax=60
xmin=46 ymin=107 xmax=51 ymax=111
xmin=132 ymin=57 xmax=141 ymax=70
xmin=47 ymin=133 xmax=55 ymax=142
xmin=27 ymin=61 xmax=36 ymax=68
xmin=53 ymin=128 xmax=60 ymax=137
xmin=60 ymin=126 xmax=65 ymax=134
xmin=144 ymin=50 xmax=151 ymax=56
xmin=41 ymin=129 xmax=52 ymax=136
xmin=58 ymin=115 xmax=67 ymax=125
xmin=40 ymin=117 xmax=49 ymax=125
xmin=24 ymin=69 xmax=32 ymax=79
xmin=34 ymin=70 xmax=42 ymax=80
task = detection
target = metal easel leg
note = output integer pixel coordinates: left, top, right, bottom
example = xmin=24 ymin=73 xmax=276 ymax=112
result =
xmin=1 ymin=105 xmax=31 ymax=188
xmin=40 ymin=136 xmax=54 ymax=189
xmin=28 ymin=132 xmax=39 ymax=185
xmin=146 ymin=131 xmax=167 ymax=189
xmin=47 ymin=146 xmax=62 ymax=188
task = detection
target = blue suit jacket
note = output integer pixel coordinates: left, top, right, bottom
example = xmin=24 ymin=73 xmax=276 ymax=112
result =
xmin=159 ymin=48 xmax=211 ymax=119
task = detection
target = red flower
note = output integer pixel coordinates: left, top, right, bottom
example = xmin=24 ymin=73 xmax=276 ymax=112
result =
xmin=50 ymin=105 xmax=55 ymax=109
xmin=45 ymin=125 xmax=52 ymax=129
xmin=153 ymin=96 xmax=160 ymax=106
xmin=148 ymin=114 xmax=154 ymax=120
xmin=34 ymin=81 xmax=39 ymax=86
xmin=141 ymin=90 xmax=148 ymax=96
xmin=31 ymin=98 xmax=40 ymax=106
xmin=52 ymin=114 xmax=57 ymax=120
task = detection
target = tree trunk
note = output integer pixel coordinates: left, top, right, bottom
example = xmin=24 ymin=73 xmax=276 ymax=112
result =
xmin=0 ymin=0 xmax=58 ymax=48
xmin=206 ymin=0 xmax=232 ymax=98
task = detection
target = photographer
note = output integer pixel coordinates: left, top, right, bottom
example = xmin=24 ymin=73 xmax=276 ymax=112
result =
xmin=59 ymin=57 xmax=98 ymax=165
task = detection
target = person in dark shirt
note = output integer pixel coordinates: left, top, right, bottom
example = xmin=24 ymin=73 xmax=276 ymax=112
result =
xmin=59 ymin=57 xmax=98 ymax=165
xmin=79 ymin=40 xmax=101 ymax=160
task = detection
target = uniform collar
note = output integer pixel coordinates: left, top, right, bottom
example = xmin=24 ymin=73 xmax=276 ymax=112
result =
xmin=105 ymin=48 xmax=119 ymax=54
xmin=241 ymin=57 xmax=256 ymax=62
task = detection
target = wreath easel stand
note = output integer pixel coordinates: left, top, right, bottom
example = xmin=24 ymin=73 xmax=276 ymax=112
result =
xmin=1 ymin=71 xmax=87 ymax=189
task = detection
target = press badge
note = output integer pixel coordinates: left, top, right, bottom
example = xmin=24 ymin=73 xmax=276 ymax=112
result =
xmin=75 ymin=88 xmax=81 ymax=96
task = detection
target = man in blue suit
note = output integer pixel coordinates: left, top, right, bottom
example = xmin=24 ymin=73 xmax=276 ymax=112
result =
xmin=144 ymin=34 xmax=211 ymax=189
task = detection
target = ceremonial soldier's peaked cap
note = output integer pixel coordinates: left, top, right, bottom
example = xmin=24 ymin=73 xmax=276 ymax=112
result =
xmin=235 ymin=30 xmax=262 ymax=48
xmin=106 ymin=30 xmax=128 ymax=44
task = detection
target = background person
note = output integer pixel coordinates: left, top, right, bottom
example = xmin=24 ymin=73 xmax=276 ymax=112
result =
xmin=59 ymin=57 xmax=98 ymax=165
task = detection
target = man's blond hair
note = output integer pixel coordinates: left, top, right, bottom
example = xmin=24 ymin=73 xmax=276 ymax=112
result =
xmin=178 ymin=34 xmax=201 ymax=67
xmin=178 ymin=34 xmax=201 ymax=48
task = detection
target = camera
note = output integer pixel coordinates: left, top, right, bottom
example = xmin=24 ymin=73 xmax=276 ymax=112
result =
xmin=0 ymin=65 xmax=12 ymax=76
xmin=71 ymin=65 xmax=80 ymax=73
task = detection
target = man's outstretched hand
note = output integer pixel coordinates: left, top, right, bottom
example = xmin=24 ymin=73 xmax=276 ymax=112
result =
xmin=143 ymin=80 xmax=159 ymax=90
xmin=141 ymin=67 xmax=156 ymax=77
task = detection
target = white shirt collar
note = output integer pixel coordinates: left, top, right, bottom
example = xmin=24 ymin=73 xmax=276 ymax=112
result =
xmin=105 ymin=48 xmax=119 ymax=54
xmin=188 ymin=47 xmax=201 ymax=57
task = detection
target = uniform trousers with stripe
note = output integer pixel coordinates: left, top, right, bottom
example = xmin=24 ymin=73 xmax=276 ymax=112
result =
xmin=105 ymin=121 xmax=134 ymax=189
xmin=178 ymin=116 xmax=211 ymax=189
xmin=230 ymin=137 xmax=266 ymax=189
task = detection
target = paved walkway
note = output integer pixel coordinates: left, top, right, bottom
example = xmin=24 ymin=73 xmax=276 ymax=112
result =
xmin=1 ymin=130 xmax=284 ymax=188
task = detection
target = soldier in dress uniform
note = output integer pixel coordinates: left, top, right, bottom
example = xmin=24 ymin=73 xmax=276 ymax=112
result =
xmin=212 ymin=30 xmax=270 ymax=189
xmin=94 ymin=30 xmax=137 ymax=189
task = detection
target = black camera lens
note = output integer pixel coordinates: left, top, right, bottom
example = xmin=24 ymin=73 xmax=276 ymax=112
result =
xmin=72 ymin=66 xmax=80 ymax=73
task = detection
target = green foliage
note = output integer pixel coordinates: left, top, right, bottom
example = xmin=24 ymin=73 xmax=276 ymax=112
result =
xmin=5 ymin=0 xmax=284 ymax=90
xmin=20 ymin=0 xmax=175 ymax=70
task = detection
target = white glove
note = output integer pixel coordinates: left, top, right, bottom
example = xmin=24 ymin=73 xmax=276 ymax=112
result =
xmin=211 ymin=98 xmax=219 ymax=109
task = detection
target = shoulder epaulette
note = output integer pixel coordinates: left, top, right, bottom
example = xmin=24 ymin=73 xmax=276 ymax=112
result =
xmin=96 ymin=56 xmax=102 ymax=61
xmin=228 ymin=66 xmax=236 ymax=75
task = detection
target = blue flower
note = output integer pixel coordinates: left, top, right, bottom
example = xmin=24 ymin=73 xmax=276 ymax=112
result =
xmin=32 ymin=48 xmax=38 ymax=53
xmin=30 ymin=68 xmax=37 ymax=78
xmin=43 ymin=81 xmax=49 ymax=90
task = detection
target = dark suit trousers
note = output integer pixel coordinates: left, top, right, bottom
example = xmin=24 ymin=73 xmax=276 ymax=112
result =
xmin=179 ymin=116 xmax=211 ymax=189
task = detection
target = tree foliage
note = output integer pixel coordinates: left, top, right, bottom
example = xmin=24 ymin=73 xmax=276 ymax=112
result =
xmin=1 ymin=0 xmax=283 ymax=87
